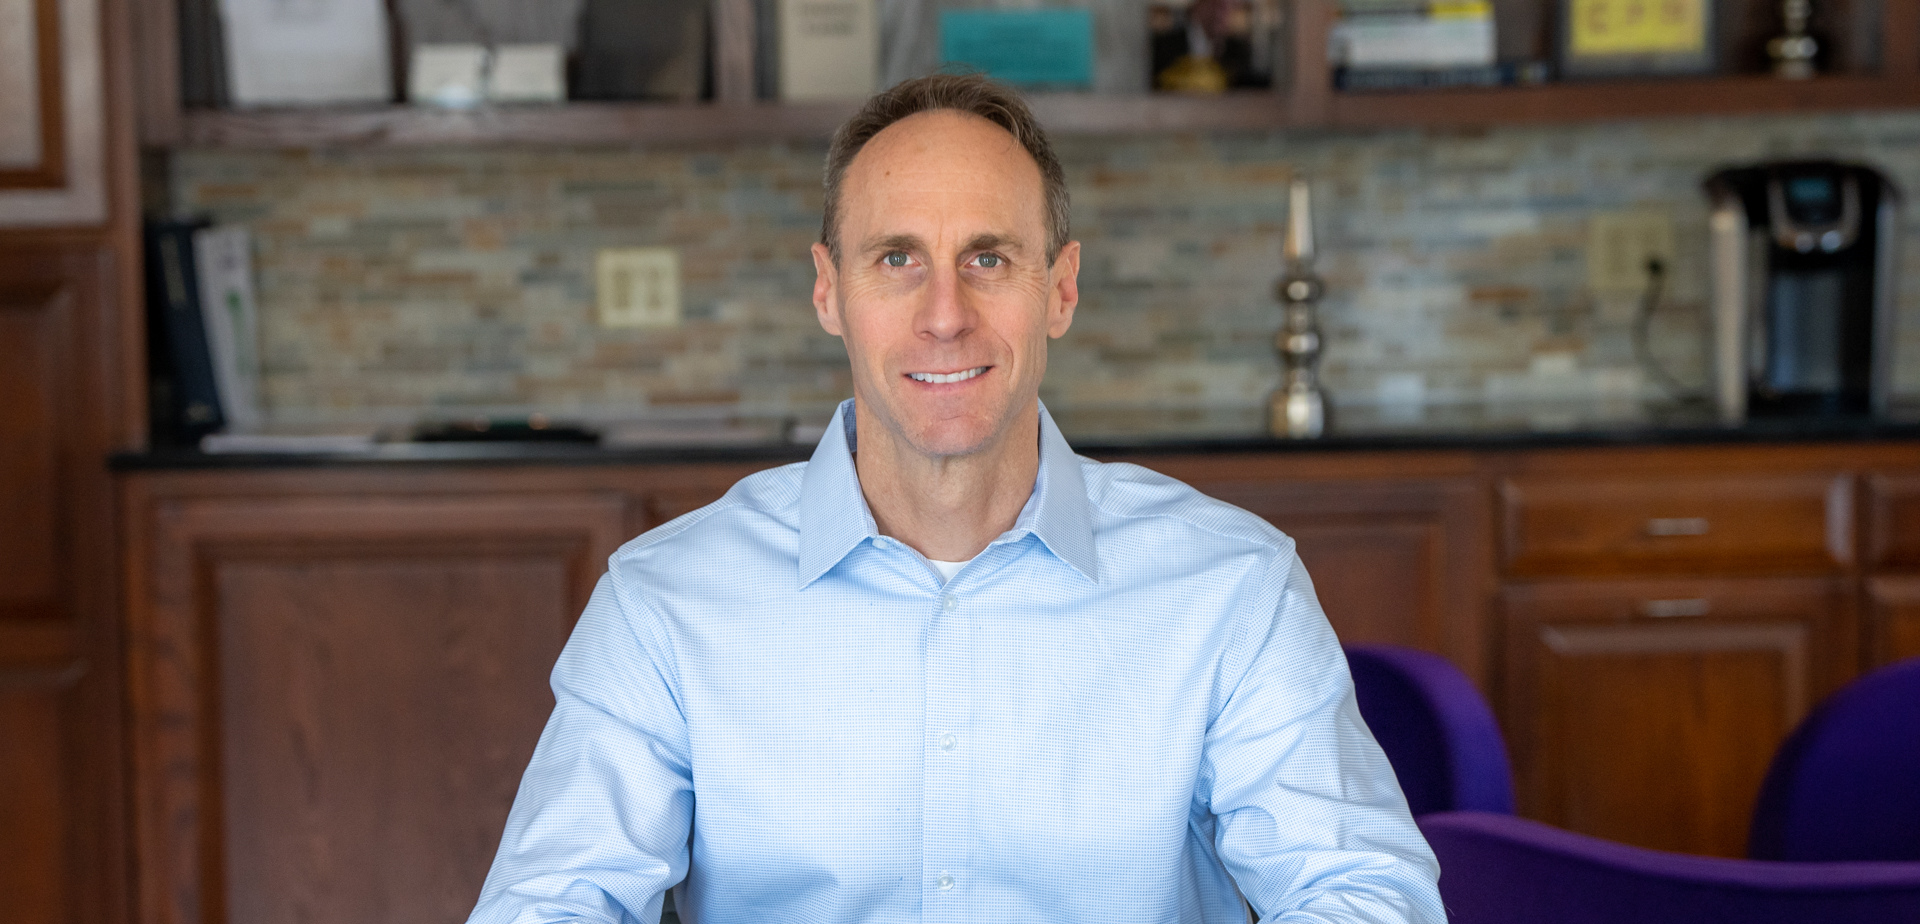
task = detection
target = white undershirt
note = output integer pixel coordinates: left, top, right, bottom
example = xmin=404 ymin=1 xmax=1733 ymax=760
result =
xmin=929 ymin=558 xmax=971 ymax=583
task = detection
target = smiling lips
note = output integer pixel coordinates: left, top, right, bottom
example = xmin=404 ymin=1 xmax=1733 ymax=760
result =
xmin=907 ymin=366 xmax=989 ymax=384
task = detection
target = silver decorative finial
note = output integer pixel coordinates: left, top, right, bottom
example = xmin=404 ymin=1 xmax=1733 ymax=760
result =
xmin=1769 ymin=0 xmax=1818 ymax=79
xmin=1271 ymin=178 xmax=1327 ymax=439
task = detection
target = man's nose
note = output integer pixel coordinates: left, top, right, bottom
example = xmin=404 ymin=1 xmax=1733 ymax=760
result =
xmin=916 ymin=263 xmax=976 ymax=341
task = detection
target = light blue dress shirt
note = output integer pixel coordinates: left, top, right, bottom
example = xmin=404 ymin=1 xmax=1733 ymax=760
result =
xmin=467 ymin=400 xmax=1442 ymax=924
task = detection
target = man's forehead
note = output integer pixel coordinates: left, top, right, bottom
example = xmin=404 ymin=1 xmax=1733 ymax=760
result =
xmin=847 ymin=110 xmax=1038 ymax=184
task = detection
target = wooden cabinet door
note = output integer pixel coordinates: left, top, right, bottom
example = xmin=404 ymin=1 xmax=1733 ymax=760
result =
xmin=124 ymin=485 xmax=629 ymax=924
xmin=1503 ymin=577 xmax=1854 ymax=857
xmin=1 ymin=244 xmax=128 ymax=924
xmin=1188 ymin=475 xmax=1491 ymax=684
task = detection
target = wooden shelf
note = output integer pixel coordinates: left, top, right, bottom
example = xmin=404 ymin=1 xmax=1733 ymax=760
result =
xmin=1331 ymin=74 xmax=1920 ymax=129
xmin=175 ymin=92 xmax=1294 ymax=149
xmin=142 ymin=0 xmax=1920 ymax=150
xmin=171 ymin=75 xmax=1920 ymax=150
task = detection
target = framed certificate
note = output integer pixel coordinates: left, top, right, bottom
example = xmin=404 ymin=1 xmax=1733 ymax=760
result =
xmin=1558 ymin=0 xmax=1715 ymax=78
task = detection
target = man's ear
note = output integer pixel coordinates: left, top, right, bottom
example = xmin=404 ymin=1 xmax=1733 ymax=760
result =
xmin=1047 ymin=240 xmax=1081 ymax=339
xmin=811 ymin=242 xmax=843 ymax=336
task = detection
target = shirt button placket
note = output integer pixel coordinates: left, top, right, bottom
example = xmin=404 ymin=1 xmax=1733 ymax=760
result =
xmin=924 ymin=590 xmax=969 ymax=922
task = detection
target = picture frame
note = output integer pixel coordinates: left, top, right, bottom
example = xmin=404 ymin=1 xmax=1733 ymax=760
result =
xmin=1558 ymin=0 xmax=1716 ymax=79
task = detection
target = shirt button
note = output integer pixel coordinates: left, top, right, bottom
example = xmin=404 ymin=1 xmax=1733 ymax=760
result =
xmin=941 ymin=595 xmax=957 ymax=614
xmin=940 ymin=732 xmax=956 ymax=751
xmin=937 ymin=873 xmax=954 ymax=891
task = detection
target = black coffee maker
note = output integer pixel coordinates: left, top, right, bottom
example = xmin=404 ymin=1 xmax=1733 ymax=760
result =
xmin=1705 ymin=161 xmax=1899 ymax=421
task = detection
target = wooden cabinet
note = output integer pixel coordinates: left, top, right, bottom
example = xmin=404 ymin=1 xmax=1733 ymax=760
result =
xmin=116 ymin=438 xmax=1920 ymax=921
xmin=120 ymin=465 xmax=748 ymax=924
xmin=1503 ymin=577 xmax=1853 ymax=858
xmin=1494 ymin=448 xmax=1866 ymax=857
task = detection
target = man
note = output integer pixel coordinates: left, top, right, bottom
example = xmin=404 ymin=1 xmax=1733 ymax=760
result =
xmin=467 ymin=74 xmax=1441 ymax=924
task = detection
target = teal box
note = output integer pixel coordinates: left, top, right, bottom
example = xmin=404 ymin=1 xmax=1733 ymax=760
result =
xmin=939 ymin=8 xmax=1095 ymax=89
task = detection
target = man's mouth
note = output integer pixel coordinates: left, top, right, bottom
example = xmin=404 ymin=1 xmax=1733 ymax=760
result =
xmin=907 ymin=366 xmax=989 ymax=384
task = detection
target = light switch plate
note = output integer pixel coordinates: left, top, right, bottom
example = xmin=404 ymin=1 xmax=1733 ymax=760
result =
xmin=596 ymin=247 xmax=681 ymax=328
xmin=1586 ymin=210 xmax=1675 ymax=294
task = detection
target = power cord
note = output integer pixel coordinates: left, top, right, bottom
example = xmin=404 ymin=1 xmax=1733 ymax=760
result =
xmin=1630 ymin=257 xmax=1706 ymax=404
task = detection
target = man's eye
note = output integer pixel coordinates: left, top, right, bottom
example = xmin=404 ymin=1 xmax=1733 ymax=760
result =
xmin=976 ymin=254 xmax=1002 ymax=268
xmin=884 ymin=252 xmax=910 ymax=268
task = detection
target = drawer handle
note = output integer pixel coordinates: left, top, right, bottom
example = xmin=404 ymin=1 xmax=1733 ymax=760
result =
xmin=1642 ymin=598 xmax=1712 ymax=618
xmin=1645 ymin=517 xmax=1710 ymax=537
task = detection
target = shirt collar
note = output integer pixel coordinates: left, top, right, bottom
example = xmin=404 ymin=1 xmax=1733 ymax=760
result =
xmin=796 ymin=399 xmax=1098 ymax=588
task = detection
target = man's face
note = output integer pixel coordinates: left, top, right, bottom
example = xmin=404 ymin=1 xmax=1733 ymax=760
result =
xmin=812 ymin=110 xmax=1080 ymax=462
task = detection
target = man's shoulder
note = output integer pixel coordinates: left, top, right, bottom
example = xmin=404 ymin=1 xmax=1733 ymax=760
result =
xmin=1074 ymin=455 xmax=1294 ymax=555
xmin=611 ymin=460 xmax=807 ymax=566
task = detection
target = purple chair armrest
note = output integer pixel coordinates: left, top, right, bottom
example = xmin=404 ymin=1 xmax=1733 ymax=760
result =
xmin=1419 ymin=811 xmax=1920 ymax=924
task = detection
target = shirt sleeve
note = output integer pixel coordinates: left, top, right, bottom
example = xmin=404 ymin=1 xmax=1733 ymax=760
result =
xmin=1203 ymin=549 xmax=1446 ymax=924
xmin=466 ymin=569 xmax=694 ymax=924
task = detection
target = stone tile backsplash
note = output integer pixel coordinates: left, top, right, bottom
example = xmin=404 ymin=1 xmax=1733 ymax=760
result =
xmin=168 ymin=108 xmax=1920 ymax=430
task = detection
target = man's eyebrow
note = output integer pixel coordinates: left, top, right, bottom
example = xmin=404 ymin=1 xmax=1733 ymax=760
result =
xmin=962 ymin=233 xmax=1031 ymax=255
xmin=859 ymin=233 xmax=927 ymax=255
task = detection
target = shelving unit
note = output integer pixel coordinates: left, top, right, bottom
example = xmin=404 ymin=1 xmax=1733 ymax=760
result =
xmin=132 ymin=0 xmax=1920 ymax=148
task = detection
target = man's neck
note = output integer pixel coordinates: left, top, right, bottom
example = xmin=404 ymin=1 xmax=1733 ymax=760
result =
xmin=851 ymin=403 xmax=1041 ymax=563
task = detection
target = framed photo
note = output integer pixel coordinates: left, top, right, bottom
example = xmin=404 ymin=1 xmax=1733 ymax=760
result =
xmin=1558 ymin=0 xmax=1715 ymax=78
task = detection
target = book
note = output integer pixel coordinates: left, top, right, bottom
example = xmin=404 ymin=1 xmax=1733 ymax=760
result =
xmin=143 ymin=220 xmax=224 ymax=443
xmin=1331 ymin=0 xmax=1495 ymax=70
xmin=178 ymin=0 xmax=230 ymax=107
xmin=217 ymin=0 xmax=393 ymax=106
xmin=778 ymin=0 xmax=877 ymax=100
xmin=574 ymin=0 xmax=708 ymax=101
xmin=941 ymin=8 xmax=1094 ymax=90
xmin=191 ymin=225 xmax=263 ymax=434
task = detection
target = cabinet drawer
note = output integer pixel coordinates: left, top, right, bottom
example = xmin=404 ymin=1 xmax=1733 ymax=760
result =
xmin=1500 ymin=473 xmax=1851 ymax=577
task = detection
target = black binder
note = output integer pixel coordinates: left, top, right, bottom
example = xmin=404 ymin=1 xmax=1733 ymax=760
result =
xmin=143 ymin=219 xmax=226 ymax=443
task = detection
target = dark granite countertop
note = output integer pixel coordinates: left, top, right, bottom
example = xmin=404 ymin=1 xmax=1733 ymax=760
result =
xmin=109 ymin=401 xmax=1920 ymax=471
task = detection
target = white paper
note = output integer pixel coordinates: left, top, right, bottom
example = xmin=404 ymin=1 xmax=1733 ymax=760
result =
xmin=201 ymin=433 xmax=377 ymax=453
xmin=0 ymin=0 xmax=41 ymax=168
xmin=408 ymin=43 xmax=487 ymax=107
xmin=219 ymin=0 xmax=392 ymax=106
xmin=192 ymin=225 xmax=264 ymax=434
xmin=779 ymin=0 xmax=877 ymax=100
xmin=488 ymin=43 xmax=565 ymax=103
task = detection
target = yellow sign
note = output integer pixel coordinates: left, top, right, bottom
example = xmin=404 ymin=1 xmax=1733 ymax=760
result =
xmin=1569 ymin=0 xmax=1708 ymax=55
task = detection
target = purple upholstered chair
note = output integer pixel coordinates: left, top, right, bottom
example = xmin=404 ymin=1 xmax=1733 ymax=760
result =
xmin=1344 ymin=644 xmax=1514 ymax=816
xmin=1420 ymin=811 xmax=1920 ymax=924
xmin=1749 ymin=655 xmax=1920 ymax=862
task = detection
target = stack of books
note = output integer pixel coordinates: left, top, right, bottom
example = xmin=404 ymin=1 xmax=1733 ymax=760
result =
xmin=1329 ymin=0 xmax=1536 ymax=91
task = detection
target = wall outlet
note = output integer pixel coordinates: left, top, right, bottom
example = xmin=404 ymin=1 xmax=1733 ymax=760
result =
xmin=595 ymin=247 xmax=681 ymax=328
xmin=1586 ymin=210 xmax=1674 ymax=294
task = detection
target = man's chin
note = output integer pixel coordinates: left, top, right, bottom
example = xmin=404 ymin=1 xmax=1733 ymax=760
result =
xmin=902 ymin=425 xmax=998 ymax=461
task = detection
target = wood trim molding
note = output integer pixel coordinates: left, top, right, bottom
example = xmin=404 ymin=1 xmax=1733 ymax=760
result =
xmin=0 ymin=0 xmax=106 ymax=226
xmin=0 ymin=0 xmax=67 ymax=189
